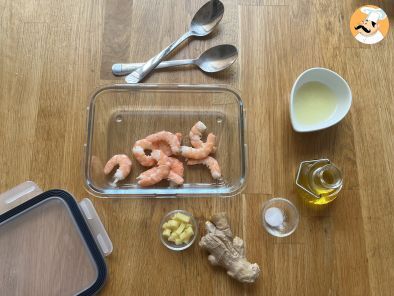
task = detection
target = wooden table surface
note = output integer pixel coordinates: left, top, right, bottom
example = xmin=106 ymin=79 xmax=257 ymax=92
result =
xmin=1 ymin=0 xmax=393 ymax=295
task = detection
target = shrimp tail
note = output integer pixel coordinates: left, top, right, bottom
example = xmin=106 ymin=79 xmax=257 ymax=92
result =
xmin=189 ymin=121 xmax=207 ymax=148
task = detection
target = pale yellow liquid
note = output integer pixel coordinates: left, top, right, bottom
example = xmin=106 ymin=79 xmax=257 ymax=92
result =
xmin=294 ymin=82 xmax=338 ymax=125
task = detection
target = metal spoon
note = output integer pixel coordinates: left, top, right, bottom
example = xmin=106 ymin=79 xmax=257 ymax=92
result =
xmin=113 ymin=44 xmax=237 ymax=75
xmin=125 ymin=0 xmax=224 ymax=83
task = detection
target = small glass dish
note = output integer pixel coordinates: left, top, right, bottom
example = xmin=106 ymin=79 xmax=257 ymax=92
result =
xmin=261 ymin=198 xmax=299 ymax=237
xmin=159 ymin=210 xmax=198 ymax=251
xmin=84 ymin=84 xmax=247 ymax=198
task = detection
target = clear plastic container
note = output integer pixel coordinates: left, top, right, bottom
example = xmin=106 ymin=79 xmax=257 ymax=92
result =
xmin=0 ymin=181 xmax=112 ymax=295
xmin=84 ymin=84 xmax=247 ymax=198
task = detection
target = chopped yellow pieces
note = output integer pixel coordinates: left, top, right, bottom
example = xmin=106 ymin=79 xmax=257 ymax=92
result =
xmin=165 ymin=219 xmax=180 ymax=230
xmin=171 ymin=212 xmax=191 ymax=224
xmin=162 ymin=228 xmax=171 ymax=238
xmin=175 ymin=223 xmax=186 ymax=235
xmin=162 ymin=213 xmax=194 ymax=245
xmin=179 ymin=226 xmax=194 ymax=242
xmin=168 ymin=232 xmax=178 ymax=242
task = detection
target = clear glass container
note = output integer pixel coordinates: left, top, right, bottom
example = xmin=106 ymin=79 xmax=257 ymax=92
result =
xmin=159 ymin=210 xmax=198 ymax=251
xmin=84 ymin=84 xmax=247 ymax=198
xmin=261 ymin=198 xmax=299 ymax=237
xmin=295 ymin=159 xmax=343 ymax=205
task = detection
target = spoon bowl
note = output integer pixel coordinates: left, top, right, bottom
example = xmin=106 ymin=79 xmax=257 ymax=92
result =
xmin=190 ymin=0 xmax=225 ymax=36
xmin=196 ymin=44 xmax=238 ymax=73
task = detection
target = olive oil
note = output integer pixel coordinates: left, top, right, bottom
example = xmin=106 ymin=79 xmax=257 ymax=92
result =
xmin=295 ymin=159 xmax=343 ymax=205
xmin=294 ymin=82 xmax=338 ymax=125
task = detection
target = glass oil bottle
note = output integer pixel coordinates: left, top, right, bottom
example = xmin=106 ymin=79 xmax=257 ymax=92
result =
xmin=295 ymin=159 xmax=343 ymax=205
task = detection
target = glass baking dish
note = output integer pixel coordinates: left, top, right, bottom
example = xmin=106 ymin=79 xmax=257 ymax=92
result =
xmin=84 ymin=84 xmax=247 ymax=198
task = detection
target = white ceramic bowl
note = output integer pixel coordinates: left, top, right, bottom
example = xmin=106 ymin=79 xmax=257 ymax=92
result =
xmin=290 ymin=68 xmax=352 ymax=132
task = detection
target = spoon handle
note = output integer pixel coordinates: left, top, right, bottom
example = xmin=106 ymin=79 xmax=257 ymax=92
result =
xmin=113 ymin=59 xmax=194 ymax=76
xmin=125 ymin=31 xmax=192 ymax=83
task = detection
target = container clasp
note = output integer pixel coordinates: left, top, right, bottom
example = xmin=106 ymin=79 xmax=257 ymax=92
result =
xmin=0 ymin=181 xmax=43 ymax=215
xmin=79 ymin=198 xmax=113 ymax=256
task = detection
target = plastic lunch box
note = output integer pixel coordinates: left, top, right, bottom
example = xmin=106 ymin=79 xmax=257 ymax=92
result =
xmin=84 ymin=84 xmax=247 ymax=198
xmin=0 ymin=181 xmax=112 ymax=295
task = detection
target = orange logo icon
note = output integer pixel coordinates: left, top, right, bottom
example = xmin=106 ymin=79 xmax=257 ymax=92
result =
xmin=350 ymin=5 xmax=389 ymax=45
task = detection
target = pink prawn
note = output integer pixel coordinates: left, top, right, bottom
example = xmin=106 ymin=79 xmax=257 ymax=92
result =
xmin=152 ymin=133 xmax=182 ymax=156
xmin=187 ymin=156 xmax=221 ymax=180
xmin=145 ymin=131 xmax=181 ymax=155
xmin=103 ymin=154 xmax=132 ymax=185
xmin=181 ymin=133 xmax=216 ymax=160
xmin=132 ymin=139 xmax=156 ymax=167
xmin=189 ymin=121 xmax=207 ymax=148
xmin=136 ymin=150 xmax=171 ymax=187
xmin=167 ymin=157 xmax=184 ymax=185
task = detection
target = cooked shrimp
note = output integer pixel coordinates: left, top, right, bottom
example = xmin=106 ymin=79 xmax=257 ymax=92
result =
xmin=136 ymin=150 xmax=171 ymax=186
xmin=175 ymin=132 xmax=182 ymax=143
xmin=167 ymin=171 xmax=184 ymax=185
xmin=152 ymin=150 xmax=172 ymax=167
xmin=187 ymin=156 xmax=221 ymax=179
xmin=189 ymin=122 xmax=217 ymax=152
xmin=181 ymin=133 xmax=216 ymax=159
xmin=145 ymin=131 xmax=181 ymax=155
xmin=165 ymin=157 xmax=184 ymax=186
xmin=152 ymin=133 xmax=182 ymax=156
xmin=103 ymin=154 xmax=132 ymax=184
xmin=152 ymin=141 xmax=172 ymax=156
xmin=168 ymin=157 xmax=184 ymax=177
xmin=132 ymin=139 xmax=156 ymax=167
xmin=189 ymin=121 xmax=207 ymax=148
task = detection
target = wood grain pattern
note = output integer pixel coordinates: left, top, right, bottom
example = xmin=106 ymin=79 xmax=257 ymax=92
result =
xmin=0 ymin=0 xmax=393 ymax=295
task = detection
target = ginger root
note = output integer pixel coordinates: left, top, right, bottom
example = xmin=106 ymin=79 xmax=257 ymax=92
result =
xmin=199 ymin=212 xmax=260 ymax=283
